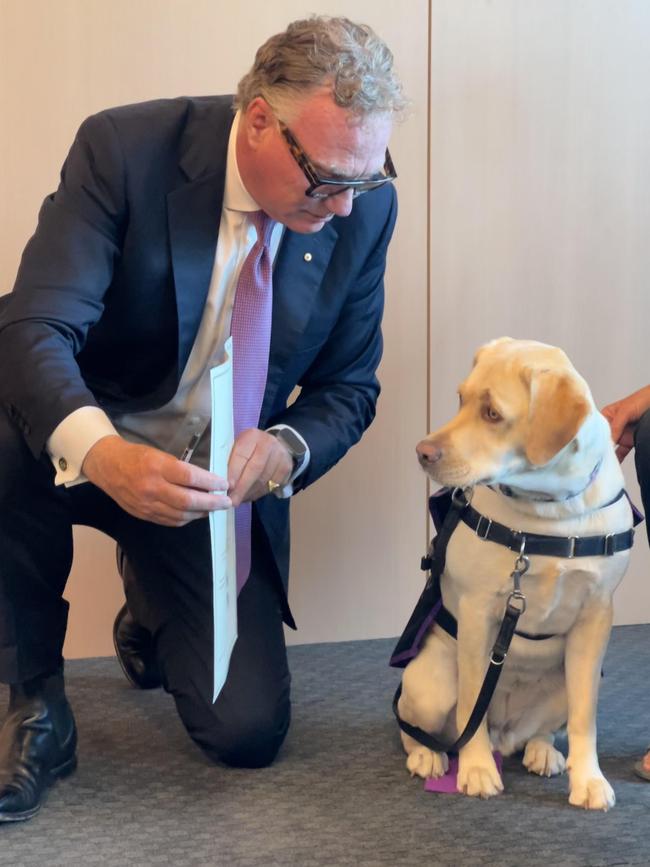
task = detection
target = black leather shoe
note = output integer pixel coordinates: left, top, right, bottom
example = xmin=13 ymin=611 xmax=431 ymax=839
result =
xmin=0 ymin=671 xmax=77 ymax=823
xmin=113 ymin=604 xmax=162 ymax=690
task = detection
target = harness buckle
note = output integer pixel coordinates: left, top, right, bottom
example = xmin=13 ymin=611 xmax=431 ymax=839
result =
xmin=507 ymin=589 xmax=527 ymax=614
xmin=420 ymin=541 xmax=435 ymax=572
xmin=603 ymin=534 xmax=614 ymax=556
xmin=452 ymin=486 xmax=473 ymax=509
xmin=567 ymin=536 xmax=578 ymax=558
xmin=475 ymin=515 xmax=493 ymax=540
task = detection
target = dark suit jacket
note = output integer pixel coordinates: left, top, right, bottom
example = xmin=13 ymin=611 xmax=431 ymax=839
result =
xmin=0 ymin=95 xmax=397 ymax=613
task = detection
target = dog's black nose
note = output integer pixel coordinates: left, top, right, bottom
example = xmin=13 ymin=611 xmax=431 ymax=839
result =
xmin=416 ymin=440 xmax=442 ymax=465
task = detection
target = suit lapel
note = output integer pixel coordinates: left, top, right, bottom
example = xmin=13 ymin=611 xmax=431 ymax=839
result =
xmin=260 ymin=222 xmax=338 ymax=422
xmin=167 ymin=176 xmax=225 ymax=374
xmin=167 ymin=98 xmax=234 ymax=375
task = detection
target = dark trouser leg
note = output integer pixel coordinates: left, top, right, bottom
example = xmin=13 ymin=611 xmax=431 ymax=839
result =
xmin=1 ymin=395 xmax=290 ymax=766
xmin=0 ymin=408 xmax=74 ymax=683
xmin=116 ymin=513 xmax=291 ymax=769
xmin=634 ymin=409 xmax=650 ymax=546
xmin=0 ymin=400 xmax=128 ymax=684
xmin=0 ymin=408 xmax=86 ymax=819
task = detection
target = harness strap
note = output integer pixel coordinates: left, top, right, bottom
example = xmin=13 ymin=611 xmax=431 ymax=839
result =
xmin=461 ymin=501 xmax=635 ymax=558
xmin=392 ymin=599 xmax=523 ymax=755
xmin=392 ymin=489 xmax=525 ymax=755
xmin=435 ymin=603 xmax=556 ymax=642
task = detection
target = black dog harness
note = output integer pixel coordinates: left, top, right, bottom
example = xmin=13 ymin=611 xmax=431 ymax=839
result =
xmin=390 ymin=486 xmax=640 ymax=755
xmin=460 ymin=491 xmax=634 ymax=558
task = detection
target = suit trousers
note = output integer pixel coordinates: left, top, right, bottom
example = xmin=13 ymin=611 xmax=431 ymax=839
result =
xmin=0 ymin=407 xmax=291 ymax=768
xmin=635 ymin=409 xmax=650 ymax=547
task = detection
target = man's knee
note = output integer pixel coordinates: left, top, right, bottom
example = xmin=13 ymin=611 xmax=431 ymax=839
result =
xmin=185 ymin=699 xmax=291 ymax=769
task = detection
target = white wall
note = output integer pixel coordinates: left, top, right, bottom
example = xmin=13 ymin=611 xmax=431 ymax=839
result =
xmin=1 ymin=1 xmax=648 ymax=659
xmin=428 ymin=0 xmax=650 ymax=624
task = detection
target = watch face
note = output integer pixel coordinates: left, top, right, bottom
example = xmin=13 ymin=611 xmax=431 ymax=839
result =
xmin=277 ymin=429 xmax=307 ymax=458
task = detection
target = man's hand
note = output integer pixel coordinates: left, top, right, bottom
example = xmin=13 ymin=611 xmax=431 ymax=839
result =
xmin=228 ymin=429 xmax=293 ymax=507
xmin=602 ymin=384 xmax=650 ymax=463
xmin=82 ymin=435 xmax=231 ymax=526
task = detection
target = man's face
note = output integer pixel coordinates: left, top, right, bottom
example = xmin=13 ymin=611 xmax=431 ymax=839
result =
xmin=237 ymin=89 xmax=393 ymax=233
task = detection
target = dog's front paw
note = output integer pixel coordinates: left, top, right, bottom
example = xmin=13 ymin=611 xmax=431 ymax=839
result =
xmin=457 ymin=754 xmax=504 ymax=798
xmin=406 ymin=747 xmax=448 ymax=780
xmin=568 ymin=774 xmax=615 ymax=811
xmin=523 ymin=739 xmax=566 ymax=777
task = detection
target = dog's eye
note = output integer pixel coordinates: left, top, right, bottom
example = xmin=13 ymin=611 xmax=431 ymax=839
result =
xmin=482 ymin=406 xmax=502 ymax=423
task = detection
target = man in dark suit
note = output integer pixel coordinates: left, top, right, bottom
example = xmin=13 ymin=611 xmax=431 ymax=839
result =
xmin=0 ymin=16 xmax=403 ymax=821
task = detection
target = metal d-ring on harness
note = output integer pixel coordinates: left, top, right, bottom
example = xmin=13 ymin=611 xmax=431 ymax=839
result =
xmin=393 ymin=520 xmax=530 ymax=755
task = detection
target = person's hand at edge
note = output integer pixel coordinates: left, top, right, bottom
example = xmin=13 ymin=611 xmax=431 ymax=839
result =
xmin=602 ymin=384 xmax=650 ymax=463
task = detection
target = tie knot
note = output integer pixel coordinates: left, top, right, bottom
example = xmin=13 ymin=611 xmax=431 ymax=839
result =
xmin=250 ymin=210 xmax=275 ymax=248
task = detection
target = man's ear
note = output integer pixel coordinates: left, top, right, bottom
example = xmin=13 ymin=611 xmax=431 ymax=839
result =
xmin=524 ymin=369 xmax=591 ymax=466
xmin=243 ymin=97 xmax=274 ymax=146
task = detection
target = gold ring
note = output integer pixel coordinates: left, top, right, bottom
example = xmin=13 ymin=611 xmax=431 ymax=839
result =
xmin=267 ymin=479 xmax=280 ymax=494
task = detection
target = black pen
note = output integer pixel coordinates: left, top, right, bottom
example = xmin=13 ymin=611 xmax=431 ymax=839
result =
xmin=180 ymin=432 xmax=202 ymax=463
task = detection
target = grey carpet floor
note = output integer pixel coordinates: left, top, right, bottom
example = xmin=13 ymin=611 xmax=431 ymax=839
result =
xmin=1 ymin=625 xmax=650 ymax=867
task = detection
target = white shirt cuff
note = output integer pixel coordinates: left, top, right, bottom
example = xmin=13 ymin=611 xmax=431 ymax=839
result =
xmin=47 ymin=406 xmax=120 ymax=486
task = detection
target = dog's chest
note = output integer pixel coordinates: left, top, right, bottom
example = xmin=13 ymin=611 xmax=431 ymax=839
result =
xmin=516 ymin=562 xmax=596 ymax=632
xmin=443 ymin=523 xmax=624 ymax=635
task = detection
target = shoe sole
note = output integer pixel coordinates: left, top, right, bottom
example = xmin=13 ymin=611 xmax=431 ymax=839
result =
xmin=0 ymin=754 xmax=77 ymax=823
xmin=51 ymin=753 xmax=78 ymax=780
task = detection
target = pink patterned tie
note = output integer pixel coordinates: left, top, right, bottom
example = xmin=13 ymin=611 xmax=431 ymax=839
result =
xmin=230 ymin=210 xmax=275 ymax=593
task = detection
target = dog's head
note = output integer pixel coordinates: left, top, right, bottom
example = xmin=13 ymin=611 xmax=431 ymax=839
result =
xmin=417 ymin=337 xmax=607 ymax=495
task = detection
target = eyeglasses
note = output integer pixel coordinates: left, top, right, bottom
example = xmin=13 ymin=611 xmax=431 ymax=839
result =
xmin=278 ymin=121 xmax=397 ymax=200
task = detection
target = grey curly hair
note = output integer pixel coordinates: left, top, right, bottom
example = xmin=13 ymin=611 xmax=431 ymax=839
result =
xmin=235 ymin=16 xmax=406 ymax=119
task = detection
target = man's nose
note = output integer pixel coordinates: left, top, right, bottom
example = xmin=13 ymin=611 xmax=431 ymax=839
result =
xmin=324 ymin=189 xmax=354 ymax=218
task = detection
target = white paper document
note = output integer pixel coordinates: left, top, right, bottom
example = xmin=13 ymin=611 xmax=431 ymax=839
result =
xmin=209 ymin=337 xmax=238 ymax=702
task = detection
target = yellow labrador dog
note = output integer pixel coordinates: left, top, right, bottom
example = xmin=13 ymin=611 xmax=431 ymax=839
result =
xmin=397 ymin=338 xmax=635 ymax=810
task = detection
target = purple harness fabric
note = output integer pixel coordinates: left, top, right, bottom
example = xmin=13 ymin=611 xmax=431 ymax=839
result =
xmin=389 ymin=488 xmax=455 ymax=669
xmin=626 ymin=490 xmax=645 ymax=527
xmin=230 ymin=210 xmax=275 ymax=594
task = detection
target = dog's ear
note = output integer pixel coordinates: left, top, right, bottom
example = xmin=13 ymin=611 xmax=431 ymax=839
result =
xmin=524 ymin=369 xmax=591 ymax=466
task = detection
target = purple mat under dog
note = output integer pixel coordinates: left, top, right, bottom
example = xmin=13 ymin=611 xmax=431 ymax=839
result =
xmin=424 ymin=752 xmax=503 ymax=793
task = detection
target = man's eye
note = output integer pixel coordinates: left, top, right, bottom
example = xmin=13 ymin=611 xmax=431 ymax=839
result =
xmin=482 ymin=406 xmax=502 ymax=423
